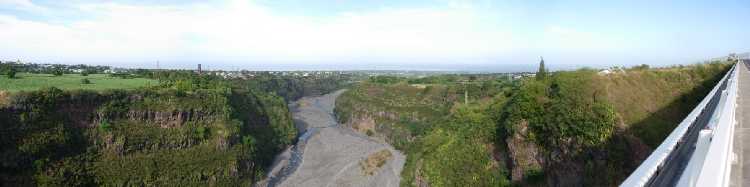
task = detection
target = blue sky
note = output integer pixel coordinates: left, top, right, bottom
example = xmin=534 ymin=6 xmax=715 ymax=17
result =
xmin=0 ymin=0 xmax=748 ymax=71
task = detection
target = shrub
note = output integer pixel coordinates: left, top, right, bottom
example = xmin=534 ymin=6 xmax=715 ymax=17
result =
xmin=80 ymin=78 xmax=91 ymax=84
xmin=109 ymin=73 xmax=135 ymax=79
xmin=6 ymin=68 xmax=16 ymax=79
xmin=632 ymin=64 xmax=650 ymax=70
xmin=195 ymin=126 xmax=207 ymax=139
xmin=52 ymin=69 xmax=64 ymax=76
xmin=81 ymin=71 xmax=89 ymax=76
xmin=99 ymin=121 xmax=111 ymax=131
xmin=242 ymin=135 xmax=256 ymax=145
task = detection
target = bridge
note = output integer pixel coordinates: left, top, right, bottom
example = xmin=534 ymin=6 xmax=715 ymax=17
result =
xmin=621 ymin=53 xmax=750 ymax=187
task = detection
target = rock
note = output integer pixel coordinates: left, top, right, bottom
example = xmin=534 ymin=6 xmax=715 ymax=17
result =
xmin=506 ymin=120 xmax=544 ymax=183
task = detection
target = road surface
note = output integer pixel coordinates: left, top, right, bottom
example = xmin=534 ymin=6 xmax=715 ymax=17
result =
xmin=731 ymin=60 xmax=750 ymax=187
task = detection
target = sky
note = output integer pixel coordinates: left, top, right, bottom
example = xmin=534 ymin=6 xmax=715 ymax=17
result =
xmin=0 ymin=0 xmax=748 ymax=71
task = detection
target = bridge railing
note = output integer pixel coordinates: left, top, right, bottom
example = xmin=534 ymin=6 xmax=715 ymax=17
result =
xmin=621 ymin=63 xmax=737 ymax=187
xmin=677 ymin=62 xmax=739 ymax=186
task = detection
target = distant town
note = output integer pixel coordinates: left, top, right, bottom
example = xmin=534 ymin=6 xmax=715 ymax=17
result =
xmin=0 ymin=60 xmax=549 ymax=81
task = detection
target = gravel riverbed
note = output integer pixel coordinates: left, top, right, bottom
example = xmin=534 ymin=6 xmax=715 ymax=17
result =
xmin=260 ymin=90 xmax=405 ymax=187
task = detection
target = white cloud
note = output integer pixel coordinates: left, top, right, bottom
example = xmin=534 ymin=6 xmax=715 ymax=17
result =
xmin=0 ymin=0 xmax=521 ymax=65
xmin=0 ymin=0 xmax=47 ymax=12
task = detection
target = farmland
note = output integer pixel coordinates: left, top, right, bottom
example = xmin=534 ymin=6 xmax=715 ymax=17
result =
xmin=0 ymin=73 xmax=157 ymax=92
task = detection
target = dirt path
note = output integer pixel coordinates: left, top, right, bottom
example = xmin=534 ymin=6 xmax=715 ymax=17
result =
xmin=261 ymin=90 xmax=405 ymax=187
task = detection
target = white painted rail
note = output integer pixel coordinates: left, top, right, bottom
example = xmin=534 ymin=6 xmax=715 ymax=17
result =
xmin=621 ymin=63 xmax=737 ymax=187
xmin=677 ymin=63 xmax=739 ymax=186
xmin=690 ymin=61 xmax=738 ymax=186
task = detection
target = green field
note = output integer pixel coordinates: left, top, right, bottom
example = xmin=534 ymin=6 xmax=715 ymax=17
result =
xmin=0 ymin=73 xmax=158 ymax=92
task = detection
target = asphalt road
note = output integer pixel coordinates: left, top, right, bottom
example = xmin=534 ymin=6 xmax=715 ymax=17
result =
xmin=731 ymin=59 xmax=750 ymax=187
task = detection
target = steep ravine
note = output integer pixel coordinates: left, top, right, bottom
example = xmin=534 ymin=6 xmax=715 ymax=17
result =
xmin=260 ymin=90 xmax=405 ymax=187
xmin=0 ymin=88 xmax=296 ymax=185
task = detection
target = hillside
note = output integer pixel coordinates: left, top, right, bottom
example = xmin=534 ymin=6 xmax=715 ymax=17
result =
xmin=334 ymin=62 xmax=731 ymax=186
xmin=232 ymin=72 xmax=353 ymax=102
xmin=335 ymin=74 xmax=512 ymax=186
xmin=0 ymin=75 xmax=296 ymax=185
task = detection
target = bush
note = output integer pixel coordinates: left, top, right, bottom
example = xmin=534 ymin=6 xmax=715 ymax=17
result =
xmin=53 ymin=69 xmax=64 ymax=76
xmin=369 ymin=76 xmax=404 ymax=84
xmin=80 ymin=78 xmax=91 ymax=84
xmin=81 ymin=71 xmax=89 ymax=76
xmin=99 ymin=121 xmax=111 ymax=131
xmin=500 ymin=71 xmax=616 ymax=149
xmin=195 ymin=126 xmax=207 ymax=139
xmin=6 ymin=68 xmax=16 ymax=79
xmin=632 ymin=64 xmax=650 ymax=70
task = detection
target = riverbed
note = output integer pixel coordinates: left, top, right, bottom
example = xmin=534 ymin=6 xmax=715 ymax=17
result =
xmin=260 ymin=90 xmax=405 ymax=187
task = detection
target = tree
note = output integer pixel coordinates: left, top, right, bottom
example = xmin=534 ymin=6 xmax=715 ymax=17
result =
xmin=81 ymin=70 xmax=89 ymax=76
xmin=52 ymin=69 xmax=63 ymax=76
xmin=80 ymin=78 xmax=91 ymax=84
xmin=536 ymin=56 xmax=547 ymax=81
xmin=633 ymin=64 xmax=650 ymax=70
xmin=6 ymin=67 xmax=16 ymax=79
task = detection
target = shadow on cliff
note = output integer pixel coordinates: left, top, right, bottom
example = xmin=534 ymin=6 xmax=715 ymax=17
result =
xmin=613 ymin=66 xmax=729 ymax=184
xmin=628 ymin=67 xmax=728 ymax=149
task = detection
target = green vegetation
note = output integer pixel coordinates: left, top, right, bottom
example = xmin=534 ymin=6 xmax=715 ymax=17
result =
xmin=0 ymin=71 xmax=296 ymax=185
xmin=0 ymin=73 xmax=157 ymax=93
xmin=232 ymin=72 xmax=352 ymax=101
xmin=536 ymin=57 xmax=547 ymax=80
xmin=336 ymin=74 xmax=511 ymax=186
xmin=52 ymin=69 xmax=63 ymax=76
xmin=501 ymin=70 xmax=616 ymax=149
xmin=335 ymin=61 xmax=731 ymax=186
xmin=0 ymin=62 xmax=111 ymax=75
xmin=6 ymin=68 xmax=16 ymax=79
xmin=0 ymin=60 xmax=732 ymax=186
xmin=605 ymin=62 xmax=732 ymax=147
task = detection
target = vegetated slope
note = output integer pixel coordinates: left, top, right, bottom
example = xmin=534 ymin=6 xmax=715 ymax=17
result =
xmin=232 ymin=72 xmax=353 ymax=102
xmin=0 ymin=74 xmax=296 ymax=185
xmin=334 ymin=62 xmax=731 ymax=186
xmin=335 ymin=75 xmax=512 ymax=186
xmin=497 ymin=62 xmax=730 ymax=186
xmin=605 ymin=64 xmax=732 ymax=147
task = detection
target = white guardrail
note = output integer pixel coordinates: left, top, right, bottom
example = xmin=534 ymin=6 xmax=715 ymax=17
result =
xmin=679 ymin=62 xmax=738 ymax=187
xmin=621 ymin=63 xmax=738 ymax=187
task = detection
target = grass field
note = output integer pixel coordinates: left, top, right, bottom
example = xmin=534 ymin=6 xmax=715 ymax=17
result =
xmin=0 ymin=73 xmax=158 ymax=92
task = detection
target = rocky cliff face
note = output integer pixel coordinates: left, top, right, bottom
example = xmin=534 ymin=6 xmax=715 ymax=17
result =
xmin=332 ymin=62 xmax=731 ymax=187
xmin=5 ymin=95 xmax=220 ymax=129
xmin=121 ymin=110 xmax=216 ymax=128
xmin=498 ymin=63 xmax=730 ymax=186
xmin=499 ymin=114 xmax=653 ymax=186
xmin=0 ymin=88 xmax=296 ymax=186
xmin=506 ymin=120 xmax=543 ymax=183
